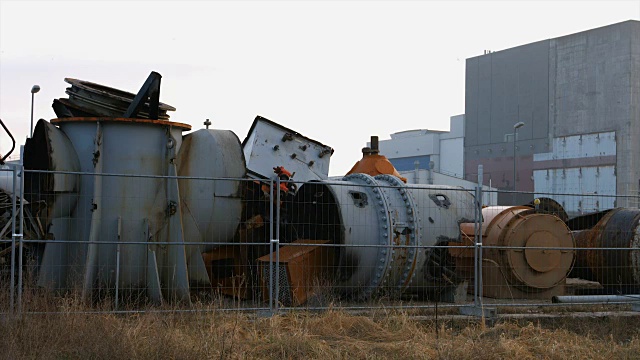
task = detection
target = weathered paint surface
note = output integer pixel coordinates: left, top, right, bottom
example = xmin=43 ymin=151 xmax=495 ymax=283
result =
xmin=26 ymin=117 xmax=240 ymax=303
xmin=242 ymin=116 xmax=332 ymax=184
xmin=573 ymin=208 xmax=640 ymax=293
xmin=292 ymin=174 xmax=475 ymax=300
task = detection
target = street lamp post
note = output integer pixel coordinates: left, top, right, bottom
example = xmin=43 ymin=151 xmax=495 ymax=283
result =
xmin=513 ymin=121 xmax=525 ymax=203
xmin=30 ymin=85 xmax=41 ymax=138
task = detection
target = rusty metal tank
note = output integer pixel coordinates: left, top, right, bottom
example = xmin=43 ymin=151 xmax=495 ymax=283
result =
xmin=453 ymin=206 xmax=575 ymax=299
xmin=572 ymin=208 xmax=640 ymax=293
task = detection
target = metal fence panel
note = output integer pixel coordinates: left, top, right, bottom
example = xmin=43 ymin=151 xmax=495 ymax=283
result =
xmin=1 ymin=169 xmax=640 ymax=317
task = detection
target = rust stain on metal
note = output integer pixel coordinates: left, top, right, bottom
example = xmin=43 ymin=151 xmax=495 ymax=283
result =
xmin=452 ymin=206 xmax=575 ymax=298
xmin=574 ymin=208 xmax=640 ymax=292
xmin=256 ymin=239 xmax=334 ymax=306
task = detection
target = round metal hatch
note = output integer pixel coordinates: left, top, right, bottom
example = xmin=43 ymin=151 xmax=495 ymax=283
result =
xmin=500 ymin=212 xmax=575 ymax=290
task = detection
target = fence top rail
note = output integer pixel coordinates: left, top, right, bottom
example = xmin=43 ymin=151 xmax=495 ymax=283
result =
xmin=9 ymin=238 xmax=639 ymax=251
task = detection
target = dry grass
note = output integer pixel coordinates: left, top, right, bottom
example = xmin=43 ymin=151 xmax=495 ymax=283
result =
xmin=2 ymin=305 xmax=640 ymax=360
xmin=2 ymin=282 xmax=640 ymax=359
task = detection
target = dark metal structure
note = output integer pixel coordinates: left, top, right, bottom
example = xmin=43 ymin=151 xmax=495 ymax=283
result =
xmin=52 ymin=72 xmax=175 ymax=120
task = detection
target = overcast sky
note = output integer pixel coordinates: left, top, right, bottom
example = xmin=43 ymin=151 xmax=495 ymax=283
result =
xmin=1 ymin=0 xmax=638 ymax=175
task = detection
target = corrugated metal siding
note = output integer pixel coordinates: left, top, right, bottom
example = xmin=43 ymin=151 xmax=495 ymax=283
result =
xmin=534 ymin=131 xmax=616 ymax=161
xmin=534 ymin=166 xmax=616 ymax=215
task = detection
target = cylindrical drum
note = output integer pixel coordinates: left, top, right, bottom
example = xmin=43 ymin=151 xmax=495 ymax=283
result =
xmin=42 ymin=117 xmax=190 ymax=293
xmin=574 ymin=208 xmax=640 ymax=292
xmin=291 ymin=173 xmax=475 ymax=300
xmin=176 ymin=129 xmax=246 ymax=252
xmin=479 ymin=206 xmax=575 ymax=291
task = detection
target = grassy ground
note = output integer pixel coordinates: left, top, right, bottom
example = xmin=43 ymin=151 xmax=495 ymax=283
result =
xmin=2 ymin=282 xmax=640 ymax=359
xmin=3 ymin=306 xmax=640 ymax=360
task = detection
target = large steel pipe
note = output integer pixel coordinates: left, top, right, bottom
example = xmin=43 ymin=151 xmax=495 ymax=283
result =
xmin=573 ymin=208 xmax=640 ymax=293
xmin=552 ymin=294 xmax=640 ymax=304
xmin=291 ymin=173 xmax=475 ymax=300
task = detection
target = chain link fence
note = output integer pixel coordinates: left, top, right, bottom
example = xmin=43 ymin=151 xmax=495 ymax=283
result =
xmin=2 ymin=166 xmax=640 ymax=317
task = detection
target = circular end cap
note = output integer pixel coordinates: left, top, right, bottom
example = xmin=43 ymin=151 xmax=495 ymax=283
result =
xmin=503 ymin=214 xmax=574 ymax=289
xmin=524 ymin=233 xmax=562 ymax=272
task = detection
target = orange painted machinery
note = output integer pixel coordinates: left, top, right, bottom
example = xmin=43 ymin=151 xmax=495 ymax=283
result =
xmin=452 ymin=206 xmax=575 ymax=299
xmin=346 ymin=136 xmax=407 ymax=182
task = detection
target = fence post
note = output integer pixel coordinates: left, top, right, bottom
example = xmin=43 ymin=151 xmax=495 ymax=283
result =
xmin=9 ymin=165 xmax=17 ymax=314
xmin=17 ymin=148 xmax=25 ymax=313
xmin=115 ymin=217 xmax=122 ymax=311
xmin=268 ymin=237 xmax=276 ymax=313
xmin=274 ymin=176 xmax=281 ymax=314
xmin=461 ymin=164 xmax=496 ymax=319
xmin=268 ymin=179 xmax=274 ymax=315
xmin=474 ymin=165 xmax=483 ymax=306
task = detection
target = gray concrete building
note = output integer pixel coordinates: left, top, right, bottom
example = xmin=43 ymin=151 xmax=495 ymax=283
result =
xmin=464 ymin=20 xmax=640 ymax=212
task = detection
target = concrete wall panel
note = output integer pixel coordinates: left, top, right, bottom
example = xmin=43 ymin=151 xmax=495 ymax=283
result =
xmin=465 ymin=20 xmax=639 ymax=202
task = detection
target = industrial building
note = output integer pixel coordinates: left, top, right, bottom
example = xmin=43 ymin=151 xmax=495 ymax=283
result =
xmin=377 ymin=20 xmax=639 ymax=214
xmin=376 ymin=114 xmax=465 ymax=178
xmin=464 ymin=19 xmax=639 ymax=212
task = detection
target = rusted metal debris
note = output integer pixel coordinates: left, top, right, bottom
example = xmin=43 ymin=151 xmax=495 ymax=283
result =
xmin=0 ymin=188 xmax=46 ymax=278
xmin=571 ymin=208 xmax=640 ymax=294
xmin=257 ymin=239 xmax=334 ymax=306
xmin=52 ymin=73 xmax=175 ymax=120
xmin=0 ymin=119 xmax=16 ymax=165
xmin=17 ymin=70 xmax=640 ymax=307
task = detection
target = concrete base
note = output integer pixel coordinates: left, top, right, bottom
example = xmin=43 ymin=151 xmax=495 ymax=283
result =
xmin=257 ymin=309 xmax=276 ymax=317
xmin=459 ymin=304 xmax=497 ymax=319
xmin=434 ymin=281 xmax=470 ymax=304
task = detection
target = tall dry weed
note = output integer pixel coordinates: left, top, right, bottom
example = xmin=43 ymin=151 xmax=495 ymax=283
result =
xmin=2 ymin=300 xmax=640 ymax=359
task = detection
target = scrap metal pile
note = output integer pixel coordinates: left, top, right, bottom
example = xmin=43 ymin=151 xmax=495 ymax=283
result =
xmin=2 ymin=72 xmax=639 ymax=307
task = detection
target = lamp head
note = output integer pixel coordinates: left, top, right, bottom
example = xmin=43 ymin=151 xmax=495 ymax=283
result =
xmin=31 ymin=85 xmax=41 ymax=94
xmin=513 ymin=121 xmax=525 ymax=129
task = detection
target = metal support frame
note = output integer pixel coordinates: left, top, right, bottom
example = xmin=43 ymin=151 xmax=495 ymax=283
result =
xmin=123 ymin=72 xmax=162 ymax=119
xmin=0 ymin=118 xmax=16 ymax=164
xmin=266 ymin=177 xmax=282 ymax=316
xmin=30 ymin=93 xmax=35 ymax=138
